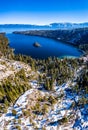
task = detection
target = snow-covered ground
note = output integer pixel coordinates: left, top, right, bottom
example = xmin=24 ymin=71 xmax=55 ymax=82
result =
xmin=0 ymin=77 xmax=88 ymax=130
xmin=0 ymin=57 xmax=88 ymax=130
xmin=0 ymin=58 xmax=31 ymax=81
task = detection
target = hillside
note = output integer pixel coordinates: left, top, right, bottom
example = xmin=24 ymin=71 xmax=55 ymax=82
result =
xmin=0 ymin=54 xmax=88 ymax=130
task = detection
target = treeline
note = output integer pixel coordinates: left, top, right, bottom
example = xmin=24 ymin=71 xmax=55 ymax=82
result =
xmin=74 ymin=66 xmax=88 ymax=95
xmin=72 ymin=65 xmax=88 ymax=107
xmin=14 ymin=54 xmax=83 ymax=90
xmin=79 ymin=44 xmax=88 ymax=53
xmin=37 ymin=57 xmax=83 ymax=90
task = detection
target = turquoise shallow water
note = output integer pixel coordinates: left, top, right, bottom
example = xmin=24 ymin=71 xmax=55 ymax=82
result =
xmin=6 ymin=33 xmax=82 ymax=59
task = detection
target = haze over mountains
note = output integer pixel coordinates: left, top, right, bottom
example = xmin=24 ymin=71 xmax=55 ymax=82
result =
xmin=0 ymin=22 xmax=88 ymax=30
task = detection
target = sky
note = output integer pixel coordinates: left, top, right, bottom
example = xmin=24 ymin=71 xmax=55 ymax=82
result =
xmin=0 ymin=0 xmax=88 ymax=25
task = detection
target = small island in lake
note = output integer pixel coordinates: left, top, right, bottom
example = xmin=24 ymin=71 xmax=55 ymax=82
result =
xmin=33 ymin=42 xmax=41 ymax=47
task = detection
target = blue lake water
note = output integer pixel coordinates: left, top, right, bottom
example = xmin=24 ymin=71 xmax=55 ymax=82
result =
xmin=6 ymin=33 xmax=82 ymax=59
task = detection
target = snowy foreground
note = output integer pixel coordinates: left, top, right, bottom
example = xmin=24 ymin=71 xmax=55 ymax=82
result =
xmin=0 ymin=56 xmax=88 ymax=130
xmin=0 ymin=77 xmax=88 ymax=130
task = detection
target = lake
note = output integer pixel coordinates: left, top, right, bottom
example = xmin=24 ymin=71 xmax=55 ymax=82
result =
xmin=6 ymin=33 xmax=82 ymax=59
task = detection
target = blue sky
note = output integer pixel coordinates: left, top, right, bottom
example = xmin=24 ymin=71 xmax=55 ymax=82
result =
xmin=0 ymin=0 xmax=88 ymax=24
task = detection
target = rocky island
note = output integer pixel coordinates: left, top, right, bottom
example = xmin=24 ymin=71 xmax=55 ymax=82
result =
xmin=33 ymin=42 xmax=41 ymax=47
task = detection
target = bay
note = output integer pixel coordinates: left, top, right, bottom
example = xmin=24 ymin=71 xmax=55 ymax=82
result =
xmin=6 ymin=33 xmax=82 ymax=59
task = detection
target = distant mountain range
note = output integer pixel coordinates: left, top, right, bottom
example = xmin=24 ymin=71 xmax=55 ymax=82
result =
xmin=50 ymin=22 xmax=88 ymax=29
xmin=0 ymin=22 xmax=88 ymax=30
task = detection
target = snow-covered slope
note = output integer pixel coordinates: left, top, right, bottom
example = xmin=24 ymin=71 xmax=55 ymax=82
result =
xmin=0 ymin=65 xmax=88 ymax=130
xmin=0 ymin=56 xmax=88 ymax=130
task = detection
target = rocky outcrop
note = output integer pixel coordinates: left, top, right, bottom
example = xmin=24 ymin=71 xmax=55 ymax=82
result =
xmin=33 ymin=42 xmax=41 ymax=47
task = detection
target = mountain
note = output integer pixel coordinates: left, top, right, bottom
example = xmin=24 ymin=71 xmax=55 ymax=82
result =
xmin=0 ymin=22 xmax=88 ymax=32
xmin=50 ymin=22 xmax=88 ymax=29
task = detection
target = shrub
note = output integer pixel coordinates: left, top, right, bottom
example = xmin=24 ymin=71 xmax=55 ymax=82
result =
xmin=22 ymin=110 xmax=30 ymax=117
xmin=48 ymin=96 xmax=57 ymax=104
xmin=60 ymin=117 xmax=68 ymax=124
xmin=18 ymin=119 xmax=21 ymax=124
xmin=15 ymin=125 xmax=21 ymax=130
xmin=12 ymin=109 xmax=17 ymax=116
